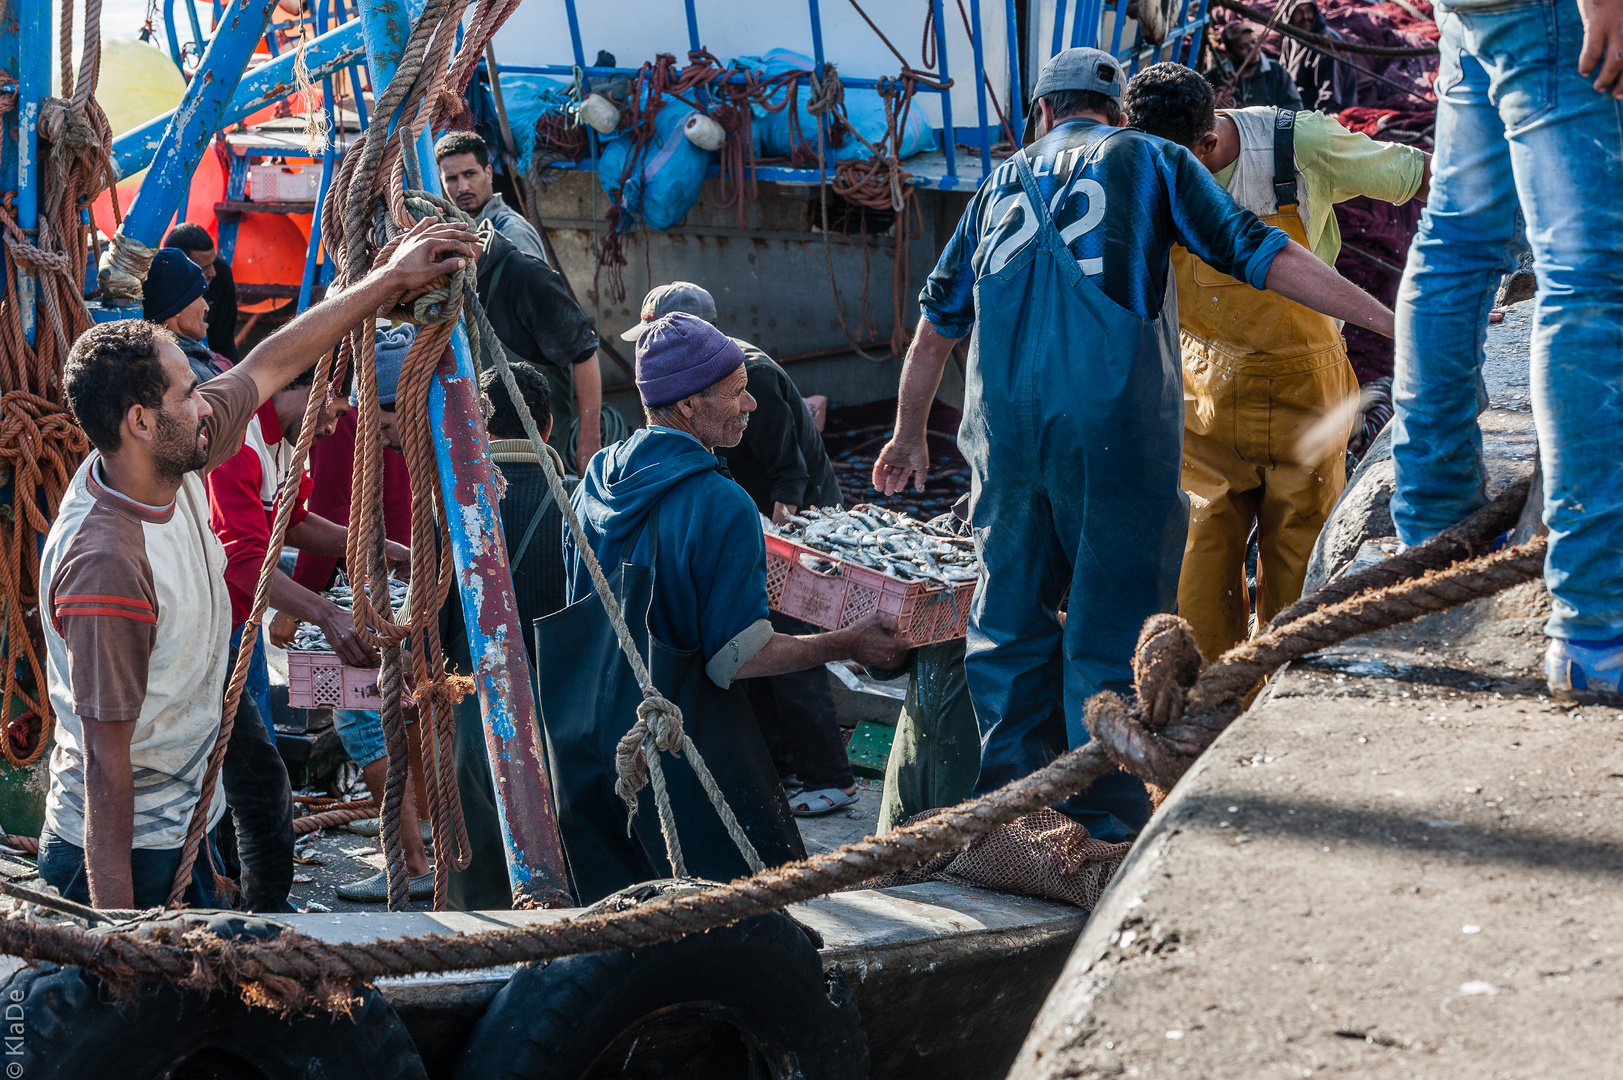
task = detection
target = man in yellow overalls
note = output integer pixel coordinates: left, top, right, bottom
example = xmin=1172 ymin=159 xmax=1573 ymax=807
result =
xmin=1124 ymin=62 xmax=1430 ymax=662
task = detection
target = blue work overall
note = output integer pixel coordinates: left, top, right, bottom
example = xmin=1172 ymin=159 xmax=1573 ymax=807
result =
xmin=960 ymin=138 xmax=1185 ymax=842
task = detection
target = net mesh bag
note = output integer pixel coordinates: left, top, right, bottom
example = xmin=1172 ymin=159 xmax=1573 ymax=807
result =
xmin=863 ymin=807 xmax=1132 ymax=910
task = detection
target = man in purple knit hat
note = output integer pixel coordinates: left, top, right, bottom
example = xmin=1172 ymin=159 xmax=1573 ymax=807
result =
xmin=547 ymin=313 xmax=910 ymax=900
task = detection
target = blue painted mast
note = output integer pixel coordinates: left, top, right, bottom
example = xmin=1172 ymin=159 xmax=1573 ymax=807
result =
xmin=356 ymin=0 xmax=574 ymax=908
xmin=111 ymin=20 xmax=367 ymax=179
xmin=114 ymin=0 xmax=283 ymax=250
xmin=14 ymin=0 xmax=51 ymax=341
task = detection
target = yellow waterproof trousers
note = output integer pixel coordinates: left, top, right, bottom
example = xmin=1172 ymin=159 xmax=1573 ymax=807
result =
xmin=1173 ymin=209 xmax=1359 ymax=664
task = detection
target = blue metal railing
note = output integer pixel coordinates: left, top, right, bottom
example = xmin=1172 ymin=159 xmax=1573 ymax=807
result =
xmin=493 ymin=0 xmax=1018 ymax=190
xmin=1049 ymin=0 xmax=1211 ymax=74
xmin=487 ymin=0 xmax=1203 ymax=193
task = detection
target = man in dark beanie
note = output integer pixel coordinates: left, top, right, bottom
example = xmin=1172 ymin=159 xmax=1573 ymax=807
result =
xmin=144 ymin=247 xmax=227 ymax=386
xmin=165 ymin=223 xmax=239 ymax=362
xmin=541 ymin=312 xmax=910 ymax=903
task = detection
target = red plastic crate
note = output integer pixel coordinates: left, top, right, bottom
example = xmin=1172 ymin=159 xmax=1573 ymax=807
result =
xmin=764 ymin=533 xmax=976 ymax=645
xmin=286 ymin=650 xmax=412 ymax=710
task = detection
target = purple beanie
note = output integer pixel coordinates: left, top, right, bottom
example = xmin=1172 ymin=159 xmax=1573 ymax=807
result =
xmin=635 ymin=312 xmax=746 ymax=408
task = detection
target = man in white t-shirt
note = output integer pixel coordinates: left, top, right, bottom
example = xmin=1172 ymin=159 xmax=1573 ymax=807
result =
xmin=38 ymin=218 xmax=478 ymax=909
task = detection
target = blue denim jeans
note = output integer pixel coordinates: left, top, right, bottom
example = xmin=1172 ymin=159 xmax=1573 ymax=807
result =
xmin=229 ymin=624 xmax=276 ymax=741
xmin=38 ymin=826 xmax=224 ymax=909
xmin=1390 ymin=0 xmax=1623 ymax=641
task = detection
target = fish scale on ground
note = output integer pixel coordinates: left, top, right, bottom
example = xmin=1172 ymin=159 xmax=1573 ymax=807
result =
xmin=765 ymin=505 xmax=979 ymax=586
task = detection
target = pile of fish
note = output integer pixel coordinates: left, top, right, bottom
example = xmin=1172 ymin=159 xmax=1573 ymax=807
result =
xmin=286 ymin=571 xmax=409 ymax=652
xmin=766 ymin=504 xmax=979 ymax=587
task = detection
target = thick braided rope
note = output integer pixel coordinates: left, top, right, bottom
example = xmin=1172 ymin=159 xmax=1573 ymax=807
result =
xmin=376 ymin=646 xmax=412 ymax=911
xmin=0 ymin=736 xmax=1117 ymax=1013
xmin=1086 ymin=537 xmax=1547 ymax=789
xmin=2 ymin=520 xmax=1553 ymax=1009
xmin=0 ymin=20 xmax=114 ymax=766
xmin=293 ymin=802 xmax=379 ymax=836
xmin=1267 ymin=476 xmax=1531 ymax=631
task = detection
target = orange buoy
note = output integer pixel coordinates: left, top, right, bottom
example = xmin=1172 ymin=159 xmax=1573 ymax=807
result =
xmin=92 ymin=148 xmax=226 ymax=243
xmin=233 ymin=212 xmax=311 ymax=313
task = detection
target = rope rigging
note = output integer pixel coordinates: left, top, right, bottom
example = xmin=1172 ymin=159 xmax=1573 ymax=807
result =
xmin=170 ymin=0 xmax=767 ymax=909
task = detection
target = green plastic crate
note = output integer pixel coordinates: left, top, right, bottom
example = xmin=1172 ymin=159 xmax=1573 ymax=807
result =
xmin=845 ymin=720 xmax=895 ymax=780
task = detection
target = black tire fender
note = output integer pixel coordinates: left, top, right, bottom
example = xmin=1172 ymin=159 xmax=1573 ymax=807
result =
xmin=3 ymin=911 xmax=427 ymax=1080
xmin=454 ymin=879 xmax=868 ymax=1080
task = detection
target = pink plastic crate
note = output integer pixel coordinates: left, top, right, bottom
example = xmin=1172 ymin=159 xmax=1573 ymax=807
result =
xmin=764 ymin=533 xmax=976 ymax=646
xmin=286 ymin=650 xmax=412 ymax=710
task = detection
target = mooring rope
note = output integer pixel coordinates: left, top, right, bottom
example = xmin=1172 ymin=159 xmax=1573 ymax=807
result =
xmin=4 ymin=481 xmax=1547 ymax=1013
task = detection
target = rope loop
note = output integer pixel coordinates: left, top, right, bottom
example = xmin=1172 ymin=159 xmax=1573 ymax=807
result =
xmin=96 ymin=230 xmax=155 ymax=300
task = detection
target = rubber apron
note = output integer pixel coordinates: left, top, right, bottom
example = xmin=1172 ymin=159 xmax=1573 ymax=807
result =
xmin=1175 ymin=111 xmax=1349 ymax=364
xmin=533 ymin=507 xmax=804 ymax=905
xmin=1174 ymin=108 xmax=1358 ymax=662
xmin=958 ymin=134 xmax=1180 ymax=842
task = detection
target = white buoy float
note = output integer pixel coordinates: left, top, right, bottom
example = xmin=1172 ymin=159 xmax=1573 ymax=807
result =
xmin=683 ymin=112 xmax=727 ymax=151
xmin=577 ymin=93 xmax=622 ymax=135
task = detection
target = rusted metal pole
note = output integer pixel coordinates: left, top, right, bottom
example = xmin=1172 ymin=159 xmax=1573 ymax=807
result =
xmin=358 ymin=0 xmax=573 ymax=908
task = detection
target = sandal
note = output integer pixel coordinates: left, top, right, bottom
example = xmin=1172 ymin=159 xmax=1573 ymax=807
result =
xmin=790 ymin=787 xmax=859 ymax=817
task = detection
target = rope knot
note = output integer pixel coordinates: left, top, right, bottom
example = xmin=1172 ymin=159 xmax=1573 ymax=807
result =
xmin=38 ymin=99 xmax=97 ymax=151
xmin=97 ymin=230 xmax=156 ymax=300
xmin=612 ymin=695 xmax=685 ymax=824
xmin=1083 ymin=614 xmax=1222 ymax=791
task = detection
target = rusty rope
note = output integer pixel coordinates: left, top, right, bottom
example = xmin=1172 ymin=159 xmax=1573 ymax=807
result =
xmin=169 ymin=0 xmax=503 ymax=908
xmin=292 ymin=801 xmax=379 ymax=836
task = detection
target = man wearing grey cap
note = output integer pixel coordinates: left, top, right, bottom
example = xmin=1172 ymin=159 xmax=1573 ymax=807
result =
xmin=537 ymin=313 xmax=910 ymax=901
xmin=873 ymin=47 xmax=1393 ymax=843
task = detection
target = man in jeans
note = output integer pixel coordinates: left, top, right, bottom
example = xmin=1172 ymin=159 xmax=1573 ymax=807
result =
xmin=36 ymin=219 xmax=477 ymax=909
xmin=1389 ymin=0 xmax=1623 ymax=701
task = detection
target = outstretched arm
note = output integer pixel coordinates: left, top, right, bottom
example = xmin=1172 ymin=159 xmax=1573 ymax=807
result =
xmin=1264 ymin=240 xmax=1395 ymax=338
xmin=872 ymin=320 xmax=962 ymax=495
xmin=735 ymin=613 xmax=912 ymax=679
xmin=234 ymin=217 xmax=480 ymax=406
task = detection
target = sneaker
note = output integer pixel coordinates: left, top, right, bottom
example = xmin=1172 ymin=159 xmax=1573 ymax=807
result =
xmin=1545 ymin=635 xmax=1623 ymax=705
xmin=336 ymin=869 xmax=435 ymax=903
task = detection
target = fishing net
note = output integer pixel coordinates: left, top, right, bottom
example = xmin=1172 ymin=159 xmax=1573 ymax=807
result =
xmin=862 ymin=807 xmax=1132 ymax=910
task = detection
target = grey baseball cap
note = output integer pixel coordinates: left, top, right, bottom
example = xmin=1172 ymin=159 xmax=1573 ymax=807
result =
xmin=1023 ymin=47 xmax=1124 ymax=143
xmin=621 ymin=281 xmax=718 ymax=342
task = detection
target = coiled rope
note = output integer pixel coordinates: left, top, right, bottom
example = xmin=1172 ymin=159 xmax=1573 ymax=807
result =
xmin=0 ymin=0 xmax=119 ymax=767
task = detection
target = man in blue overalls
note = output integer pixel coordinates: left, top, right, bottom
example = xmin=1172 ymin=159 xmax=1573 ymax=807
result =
xmin=874 ymin=48 xmax=1395 ymax=841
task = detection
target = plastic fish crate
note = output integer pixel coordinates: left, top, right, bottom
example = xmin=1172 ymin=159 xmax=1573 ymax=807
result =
xmin=285 ymin=650 xmax=411 ymax=711
xmin=249 ymin=164 xmax=321 ymax=202
xmin=764 ymin=534 xmax=975 ymax=645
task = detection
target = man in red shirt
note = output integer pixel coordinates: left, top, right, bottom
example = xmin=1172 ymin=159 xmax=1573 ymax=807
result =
xmin=206 ymin=364 xmax=406 ymax=718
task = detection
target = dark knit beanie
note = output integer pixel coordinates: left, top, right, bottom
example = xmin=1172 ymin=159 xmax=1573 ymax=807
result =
xmin=142 ymin=248 xmax=209 ymax=324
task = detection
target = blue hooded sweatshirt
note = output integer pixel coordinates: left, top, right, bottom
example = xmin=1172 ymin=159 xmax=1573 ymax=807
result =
xmin=563 ymin=427 xmax=773 ymax=687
